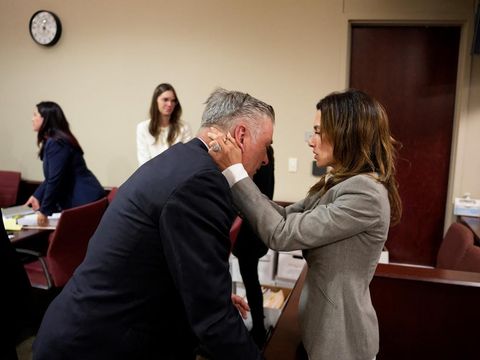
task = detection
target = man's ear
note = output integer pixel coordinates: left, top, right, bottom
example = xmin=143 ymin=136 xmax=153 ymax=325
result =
xmin=233 ymin=125 xmax=246 ymax=151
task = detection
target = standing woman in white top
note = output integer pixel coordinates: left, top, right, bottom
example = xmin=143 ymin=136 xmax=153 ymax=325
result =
xmin=136 ymin=83 xmax=192 ymax=165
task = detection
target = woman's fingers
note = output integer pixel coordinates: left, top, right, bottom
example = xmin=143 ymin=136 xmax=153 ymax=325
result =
xmin=25 ymin=196 xmax=40 ymax=211
xmin=208 ymin=128 xmax=236 ymax=148
xmin=37 ymin=213 xmax=49 ymax=226
xmin=210 ymin=141 xmax=221 ymax=152
xmin=207 ymin=127 xmax=224 ymax=140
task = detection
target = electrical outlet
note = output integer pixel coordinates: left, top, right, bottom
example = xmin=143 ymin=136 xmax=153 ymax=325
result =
xmin=288 ymin=158 xmax=298 ymax=172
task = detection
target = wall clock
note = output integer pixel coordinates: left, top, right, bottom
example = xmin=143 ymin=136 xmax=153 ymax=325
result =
xmin=29 ymin=10 xmax=62 ymax=46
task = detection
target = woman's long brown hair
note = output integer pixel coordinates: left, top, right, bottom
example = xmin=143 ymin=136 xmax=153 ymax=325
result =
xmin=308 ymin=89 xmax=402 ymax=226
xmin=148 ymin=83 xmax=182 ymax=146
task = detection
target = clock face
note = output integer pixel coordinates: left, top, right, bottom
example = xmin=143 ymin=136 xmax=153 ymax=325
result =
xmin=29 ymin=10 xmax=62 ymax=46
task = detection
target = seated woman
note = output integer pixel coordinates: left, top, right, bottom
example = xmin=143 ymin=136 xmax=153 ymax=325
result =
xmin=25 ymin=101 xmax=105 ymax=226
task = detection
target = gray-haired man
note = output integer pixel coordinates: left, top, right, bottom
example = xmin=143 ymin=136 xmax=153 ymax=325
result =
xmin=33 ymin=88 xmax=274 ymax=360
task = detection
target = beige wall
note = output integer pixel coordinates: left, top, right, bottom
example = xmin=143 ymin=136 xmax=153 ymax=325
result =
xmin=0 ymin=0 xmax=478 ymax=228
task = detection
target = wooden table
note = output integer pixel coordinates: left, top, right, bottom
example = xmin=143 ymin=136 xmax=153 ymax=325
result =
xmin=9 ymin=227 xmax=52 ymax=251
xmin=10 ymin=228 xmax=48 ymax=242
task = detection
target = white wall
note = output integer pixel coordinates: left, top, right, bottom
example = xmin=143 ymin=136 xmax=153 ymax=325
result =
xmin=0 ymin=0 xmax=478 ymax=226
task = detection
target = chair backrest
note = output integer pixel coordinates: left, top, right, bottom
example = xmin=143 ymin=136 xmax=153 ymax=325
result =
xmin=45 ymin=197 xmax=108 ymax=287
xmin=107 ymin=186 xmax=118 ymax=204
xmin=0 ymin=170 xmax=21 ymax=208
xmin=437 ymin=222 xmax=480 ymax=272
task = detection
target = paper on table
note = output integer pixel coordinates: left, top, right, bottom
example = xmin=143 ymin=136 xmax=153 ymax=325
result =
xmin=17 ymin=213 xmax=61 ymax=228
xmin=263 ymin=288 xmax=285 ymax=309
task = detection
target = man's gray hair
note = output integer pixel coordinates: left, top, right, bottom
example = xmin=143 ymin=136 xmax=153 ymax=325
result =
xmin=201 ymin=88 xmax=275 ymax=141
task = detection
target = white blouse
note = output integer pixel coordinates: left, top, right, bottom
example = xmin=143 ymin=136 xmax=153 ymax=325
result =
xmin=136 ymin=119 xmax=192 ymax=166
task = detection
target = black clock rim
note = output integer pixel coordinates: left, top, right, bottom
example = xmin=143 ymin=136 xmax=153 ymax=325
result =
xmin=29 ymin=10 xmax=62 ymax=47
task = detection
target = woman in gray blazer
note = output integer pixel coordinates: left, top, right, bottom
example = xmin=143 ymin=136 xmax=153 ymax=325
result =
xmin=208 ymin=89 xmax=402 ymax=360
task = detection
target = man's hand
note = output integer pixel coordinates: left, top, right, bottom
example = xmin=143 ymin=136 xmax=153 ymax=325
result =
xmin=231 ymin=294 xmax=250 ymax=319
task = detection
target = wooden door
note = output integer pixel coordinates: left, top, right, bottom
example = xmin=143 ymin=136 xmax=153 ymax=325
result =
xmin=350 ymin=25 xmax=460 ymax=266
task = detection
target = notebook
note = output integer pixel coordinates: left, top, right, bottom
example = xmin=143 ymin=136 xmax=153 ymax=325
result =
xmin=1 ymin=205 xmax=35 ymax=218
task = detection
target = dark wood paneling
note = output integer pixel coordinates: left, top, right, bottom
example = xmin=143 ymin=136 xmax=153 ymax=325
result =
xmin=371 ymin=264 xmax=480 ymax=360
xmin=350 ymin=26 xmax=461 ymax=266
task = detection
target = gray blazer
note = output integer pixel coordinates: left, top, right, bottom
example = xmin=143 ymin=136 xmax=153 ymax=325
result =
xmin=232 ymin=174 xmax=390 ymax=360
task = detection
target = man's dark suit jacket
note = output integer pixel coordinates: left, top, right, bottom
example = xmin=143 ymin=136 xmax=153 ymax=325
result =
xmin=33 ymin=138 xmax=260 ymax=360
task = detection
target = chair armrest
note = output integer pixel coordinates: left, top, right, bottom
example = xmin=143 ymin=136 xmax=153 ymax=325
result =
xmin=15 ymin=247 xmax=43 ymax=259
